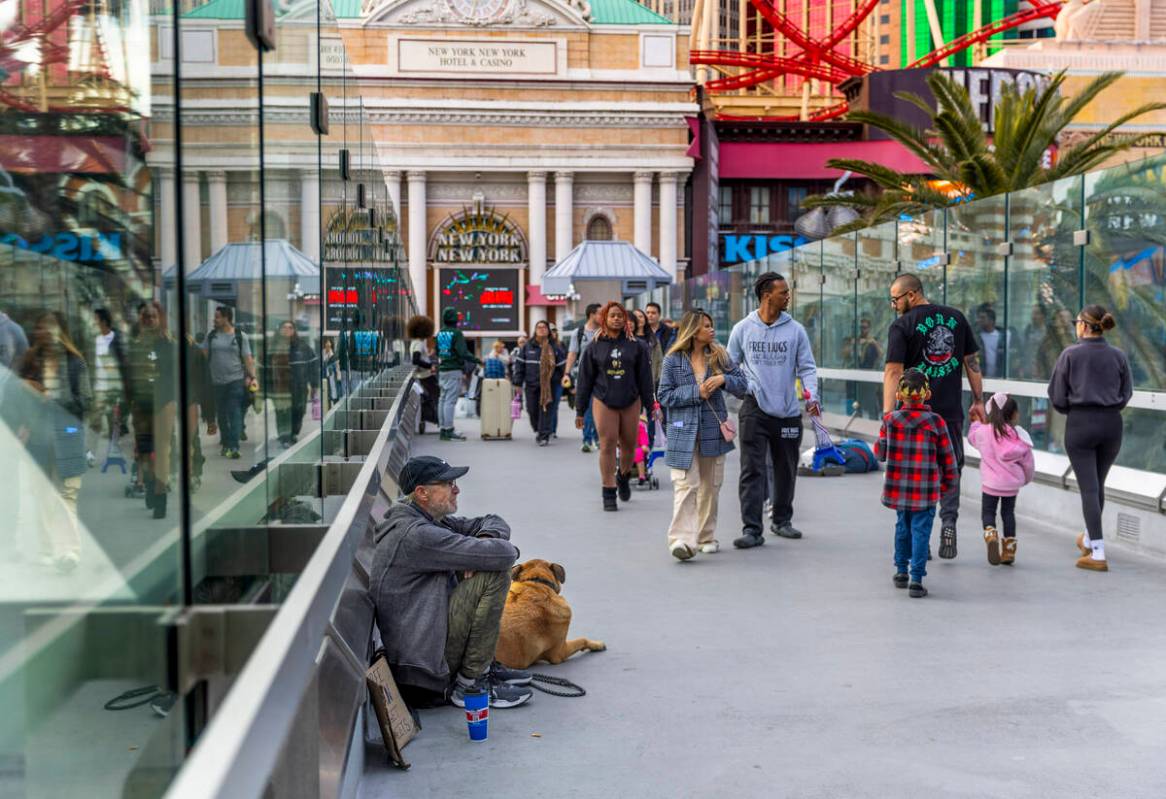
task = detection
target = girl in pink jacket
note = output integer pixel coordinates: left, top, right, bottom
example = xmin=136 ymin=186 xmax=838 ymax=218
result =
xmin=969 ymin=392 xmax=1035 ymax=566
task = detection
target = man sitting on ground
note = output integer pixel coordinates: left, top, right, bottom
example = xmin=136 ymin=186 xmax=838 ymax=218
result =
xmin=372 ymin=455 xmax=534 ymax=709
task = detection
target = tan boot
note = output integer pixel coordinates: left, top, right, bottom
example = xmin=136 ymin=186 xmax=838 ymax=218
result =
xmin=1000 ymin=537 xmax=1017 ymax=566
xmin=1076 ymin=554 xmax=1108 ymax=572
xmin=983 ymin=526 xmax=1001 ymax=566
xmin=1075 ymin=533 xmax=1091 ymax=556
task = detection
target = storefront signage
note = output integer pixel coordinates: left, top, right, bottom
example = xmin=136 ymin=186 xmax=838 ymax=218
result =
xmin=1 ymin=231 xmax=124 ymax=262
xmin=429 ymin=204 xmax=527 ymax=264
xmin=398 ymin=38 xmax=557 ymax=76
xmin=323 ymin=207 xmax=404 ymax=265
xmin=438 ymin=268 xmax=521 ymax=332
xmin=721 ymin=233 xmax=807 ymax=265
xmin=324 ymin=266 xmax=405 ymax=330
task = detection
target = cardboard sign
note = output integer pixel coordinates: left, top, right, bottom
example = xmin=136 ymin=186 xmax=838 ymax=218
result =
xmin=365 ymin=654 xmax=419 ymax=769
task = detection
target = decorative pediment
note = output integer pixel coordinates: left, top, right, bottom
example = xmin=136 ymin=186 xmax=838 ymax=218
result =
xmin=362 ymin=0 xmax=590 ymax=28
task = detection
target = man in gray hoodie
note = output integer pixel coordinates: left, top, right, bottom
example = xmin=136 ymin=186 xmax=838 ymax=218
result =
xmin=371 ymin=455 xmax=533 ymax=709
xmin=727 ymin=272 xmax=820 ymax=549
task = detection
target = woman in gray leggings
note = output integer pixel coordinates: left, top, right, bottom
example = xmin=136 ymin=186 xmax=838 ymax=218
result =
xmin=1047 ymin=304 xmax=1132 ymax=572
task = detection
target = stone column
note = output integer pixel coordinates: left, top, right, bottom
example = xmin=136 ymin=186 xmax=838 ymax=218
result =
xmin=633 ymin=170 xmax=653 ymax=257
xmin=528 ymin=171 xmax=548 ymax=326
xmin=207 ymin=169 xmax=228 ymax=255
xmin=182 ymin=170 xmax=202 ymax=270
xmin=554 ymin=171 xmax=574 ymax=264
xmin=158 ymin=166 xmax=177 ymax=270
xmin=407 ymin=170 xmax=428 ymax=316
xmin=299 ymin=169 xmax=320 ymax=262
xmin=658 ymin=171 xmax=679 ymax=279
xmin=385 ymin=170 xmax=402 ymax=222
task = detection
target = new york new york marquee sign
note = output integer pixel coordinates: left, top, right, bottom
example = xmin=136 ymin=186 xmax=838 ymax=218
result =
xmin=428 ymin=203 xmax=527 ymax=265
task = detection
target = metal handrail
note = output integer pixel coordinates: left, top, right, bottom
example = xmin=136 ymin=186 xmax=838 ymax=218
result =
xmin=164 ymin=370 xmax=412 ymax=799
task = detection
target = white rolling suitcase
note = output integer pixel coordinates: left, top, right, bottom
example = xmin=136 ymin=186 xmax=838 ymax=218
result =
xmin=479 ymin=378 xmax=513 ymax=440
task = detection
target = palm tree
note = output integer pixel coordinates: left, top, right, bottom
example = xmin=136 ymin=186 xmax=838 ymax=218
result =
xmin=805 ymin=70 xmax=1166 ymax=233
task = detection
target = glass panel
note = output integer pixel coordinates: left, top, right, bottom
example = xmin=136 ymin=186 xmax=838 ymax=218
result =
xmin=1007 ymin=175 xmax=1083 ymax=382
xmin=0 ymin=0 xmax=187 ymax=793
xmin=896 ymin=208 xmax=945 ymax=302
xmin=1082 ymin=155 xmax=1166 ymax=391
xmin=854 ymin=220 xmax=898 ymax=418
xmin=789 ymin=239 xmax=822 ymax=354
xmin=820 ymin=233 xmax=857 ymax=371
xmin=947 ymin=194 xmax=1008 ymax=379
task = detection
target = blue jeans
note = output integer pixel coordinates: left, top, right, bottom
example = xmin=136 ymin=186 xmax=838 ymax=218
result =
xmin=438 ymin=370 xmax=462 ymax=430
xmin=582 ymin=406 xmax=597 ymax=446
xmin=214 ymin=379 xmax=246 ymax=451
xmin=894 ymin=507 xmax=936 ymax=583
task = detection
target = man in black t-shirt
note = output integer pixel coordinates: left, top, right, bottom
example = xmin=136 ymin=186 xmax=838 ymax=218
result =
xmin=883 ymin=274 xmax=987 ymax=560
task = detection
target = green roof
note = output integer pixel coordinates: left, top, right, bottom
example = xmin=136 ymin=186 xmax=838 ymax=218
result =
xmin=184 ymin=0 xmax=670 ymax=23
xmin=588 ymin=0 xmax=671 ymax=24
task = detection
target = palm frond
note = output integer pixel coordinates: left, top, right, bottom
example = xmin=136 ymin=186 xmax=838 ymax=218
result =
xmin=823 ymin=158 xmax=921 ymax=191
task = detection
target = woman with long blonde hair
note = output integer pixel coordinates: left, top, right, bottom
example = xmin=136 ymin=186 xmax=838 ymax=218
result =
xmin=657 ymin=310 xmax=747 ymax=561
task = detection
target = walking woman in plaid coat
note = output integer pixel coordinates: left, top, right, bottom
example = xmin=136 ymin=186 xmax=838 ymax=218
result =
xmin=875 ymin=369 xmax=957 ymax=598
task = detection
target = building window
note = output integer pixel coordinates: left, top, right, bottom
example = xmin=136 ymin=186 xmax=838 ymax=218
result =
xmin=880 ymin=14 xmax=890 ymax=23
xmin=879 ymin=54 xmax=890 ymax=65
xmin=749 ymin=187 xmax=770 ymax=225
xmin=787 ymin=186 xmax=809 ymax=221
xmin=719 ymin=185 xmax=733 ymax=225
xmin=879 ymin=34 xmax=890 ymax=44
xmin=586 ymin=215 xmax=612 ymax=241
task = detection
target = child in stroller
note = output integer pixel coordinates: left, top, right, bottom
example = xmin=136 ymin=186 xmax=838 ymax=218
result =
xmin=633 ymin=411 xmax=663 ymax=490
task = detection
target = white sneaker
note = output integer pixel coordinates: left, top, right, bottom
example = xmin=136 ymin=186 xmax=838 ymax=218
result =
xmin=670 ymin=541 xmax=695 ymax=561
xmin=699 ymin=541 xmax=720 ymax=554
xmin=86 ymin=451 xmax=97 ymax=468
xmin=55 ymin=553 xmax=79 ymax=574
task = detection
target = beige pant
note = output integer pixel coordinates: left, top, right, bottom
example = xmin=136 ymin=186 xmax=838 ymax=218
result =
xmin=667 ymin=452 xmax=725 ymax=550
xmin=40 ymin=475 xmax=82 ymax=560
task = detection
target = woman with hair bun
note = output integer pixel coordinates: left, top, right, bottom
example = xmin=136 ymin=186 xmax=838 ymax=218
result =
xmin=1047 ymin=304 xmax=1132 ymax=572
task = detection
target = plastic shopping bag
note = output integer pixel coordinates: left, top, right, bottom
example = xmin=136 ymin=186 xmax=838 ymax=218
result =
xmin=311 ymin=395 xmax=322 ymax=421
xmin=510 ymin=393 xmax=522 ymax=420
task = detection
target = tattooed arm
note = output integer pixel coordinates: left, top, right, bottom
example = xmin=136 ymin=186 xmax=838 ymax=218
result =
xmin=965 ymin=352 xmax=987 ymax=423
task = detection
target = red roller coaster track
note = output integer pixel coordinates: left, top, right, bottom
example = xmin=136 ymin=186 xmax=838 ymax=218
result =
xmin=692 ymin=0 xmax=1065 ymax=121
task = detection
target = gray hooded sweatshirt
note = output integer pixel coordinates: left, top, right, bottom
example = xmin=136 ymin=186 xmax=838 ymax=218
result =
xmin=727 ymin=310 xmax=818 ymax=419
xmin=371 ymin=500 xmax=518 ymax=693
xmin=0 ymin=312 xmax=28 ymax=375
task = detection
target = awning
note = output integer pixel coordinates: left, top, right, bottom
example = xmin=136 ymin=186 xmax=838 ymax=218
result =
xmin=719 ymin=140 xmax=932 ymax=180
xmin=542 ymin=240 xmax=673 ymax=297
xmin=525 ymin=285 xmax=566 ymax=307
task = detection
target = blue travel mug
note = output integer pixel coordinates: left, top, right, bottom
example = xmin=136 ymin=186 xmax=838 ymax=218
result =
xmin=464 ymin=691 xmax=489 ymax=742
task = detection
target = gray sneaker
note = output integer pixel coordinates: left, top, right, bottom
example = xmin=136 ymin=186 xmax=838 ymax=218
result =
xmin=451 ymin=675 xmax=532 ymax=709
xmin=489 ymin=661 xmax=532 ymax=686
xmin=732 ymin=532 xmax=765 ymax=549
xmin=772 ymin=523 xmax=803 ymax=539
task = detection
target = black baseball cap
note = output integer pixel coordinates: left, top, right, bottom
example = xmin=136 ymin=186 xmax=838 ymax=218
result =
xmin=398 ymin=456 xmax=469 ymax=495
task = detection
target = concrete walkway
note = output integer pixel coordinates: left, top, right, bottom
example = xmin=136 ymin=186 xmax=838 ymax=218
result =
xmin=360 ymin=413 xmax=1166 ymax=799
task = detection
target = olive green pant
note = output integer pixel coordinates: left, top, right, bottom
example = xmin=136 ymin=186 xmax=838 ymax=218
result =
xmin=444 ymin=569 xmax=511 ymax=682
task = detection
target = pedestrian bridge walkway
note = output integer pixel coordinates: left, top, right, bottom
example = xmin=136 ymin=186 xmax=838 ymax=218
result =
xmin=360 ymin=415 xmax=1166 ymax=799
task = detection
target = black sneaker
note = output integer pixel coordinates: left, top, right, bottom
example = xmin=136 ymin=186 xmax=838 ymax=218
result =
xmin=616 ymin=470 xmax=631 ymax=502
xmin=733 ymin=532 xmax=765 ymax=549
xmin=489 ymin=661 xmax=532 ymax=686
xmin=771 ymin=523 xmax=803 ymax=539
xmin=939 ymin=525 xmax=957 ymax=559
xmin=448 ymin=429 xmax=467 ymax=441
xmin=451 ymin=676 xmax=532 ymax=709
xmin=908 ymin=582 xmax=928 ymax=598
xmin=893 ymin=572 xmax=909 ymax=589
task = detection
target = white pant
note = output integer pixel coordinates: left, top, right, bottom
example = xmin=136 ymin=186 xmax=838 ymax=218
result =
xmin=667 ymin=452 xmax=725 ymax=550
xmin=39 ymin=475 xmax=82 ymax=560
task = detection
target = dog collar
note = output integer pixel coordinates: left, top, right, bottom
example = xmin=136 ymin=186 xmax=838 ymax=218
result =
xmin=520 ymin=576 xmax=560 ymax=593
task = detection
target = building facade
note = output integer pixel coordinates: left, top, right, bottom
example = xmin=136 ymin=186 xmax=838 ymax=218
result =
xmin=173 ymin=0 xmax=697 ymax=335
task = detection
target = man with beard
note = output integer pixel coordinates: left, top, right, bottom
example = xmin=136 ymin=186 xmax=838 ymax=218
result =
xmin=883 ymin=274 xmax=986 ymax=560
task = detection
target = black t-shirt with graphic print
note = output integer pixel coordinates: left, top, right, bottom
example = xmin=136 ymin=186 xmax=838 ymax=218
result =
xmin=886 ymin=303 xmax=979 ymax=424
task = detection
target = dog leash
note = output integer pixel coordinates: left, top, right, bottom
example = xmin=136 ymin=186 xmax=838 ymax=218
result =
xmin=528 ymin=674 xmax=585 ymax=698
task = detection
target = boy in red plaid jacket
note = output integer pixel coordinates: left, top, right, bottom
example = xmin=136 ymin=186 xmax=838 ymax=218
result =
xmin=875 ymin=369 xmax=958 ymax=598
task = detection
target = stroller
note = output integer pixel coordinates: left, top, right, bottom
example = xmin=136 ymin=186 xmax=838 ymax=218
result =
xmin=797 ymin=415 xmax=847 ymax=477
xmin=633 ymin=417 xmax=665 ymax=491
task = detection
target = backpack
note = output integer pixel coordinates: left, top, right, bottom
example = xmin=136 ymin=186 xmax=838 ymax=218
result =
xmin=207 ymin=328 xmax=246 ymax=369
xmin=837 ymin=439 xmax=880 ymax=473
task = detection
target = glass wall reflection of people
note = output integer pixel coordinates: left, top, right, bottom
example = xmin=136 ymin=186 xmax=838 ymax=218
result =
xmin=3 ymin=312 xmax=92 ymax=571
xmin=271 ymin=321 xmax=316 ymax=448
xmin=129 ymin=302 xmax=177 ymax=520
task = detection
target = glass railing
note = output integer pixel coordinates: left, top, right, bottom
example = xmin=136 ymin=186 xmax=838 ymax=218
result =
xmin=0 ymin=0 xmax=414 ymax=793
xmin=637 ymin=152 xmax=1166 ymax=474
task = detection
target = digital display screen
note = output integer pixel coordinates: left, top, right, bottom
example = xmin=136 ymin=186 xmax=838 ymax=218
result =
xmin=438 ymin=268 xmax=520 ymax=332
xmin=324 ymin=267 xmax=403 ymax=330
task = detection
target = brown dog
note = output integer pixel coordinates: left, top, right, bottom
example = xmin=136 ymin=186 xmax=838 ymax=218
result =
xmin=494 ymin=559 xmax=606 ymax=670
